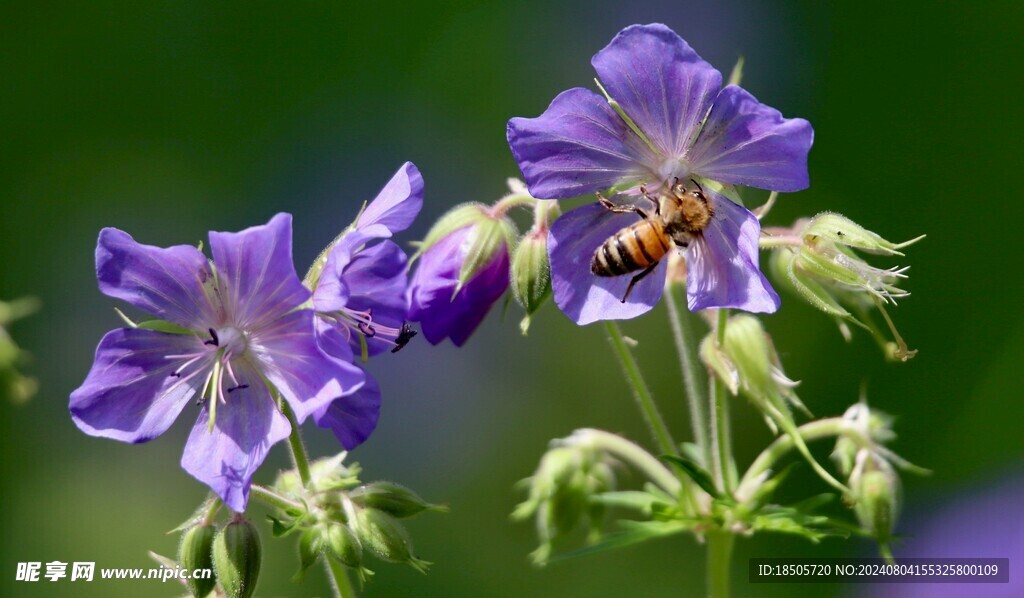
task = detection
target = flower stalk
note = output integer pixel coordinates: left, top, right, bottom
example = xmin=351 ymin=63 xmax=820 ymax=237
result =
xmin=664 ymin=284 xmax=709 ymax=466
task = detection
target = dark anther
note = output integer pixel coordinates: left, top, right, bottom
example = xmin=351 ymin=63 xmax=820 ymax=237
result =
xmin=169 ymin=371 xmax=181 ymax=378
xmin=204 ymin=328 xmax=219 ymax=346
xmin=391 ymin=322 xmax=418 ymax=353
xmin=195 ymin=396 xmax=207 ymax=406
xmin=359 ymin=322 xmax=377 ymax=337
xmin=227 ymin=384 xmax=249 ymax=393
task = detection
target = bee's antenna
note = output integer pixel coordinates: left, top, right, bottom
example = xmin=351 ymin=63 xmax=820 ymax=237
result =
xmin=690 ymin=178 xmax=704 ymax=193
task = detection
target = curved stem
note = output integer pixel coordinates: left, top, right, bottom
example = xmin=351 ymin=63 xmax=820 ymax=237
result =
xmin=326 ymin=557 xmax=358 ymax=598
xmin=249 ymin=484 xmax=304 ymax=513
xmin=282 ymin=402 xmax=312 ymax=487
xmin=664 ymin=284 xmax=709 ymax=465
xmin=707 ymin=531 xmax=734 ymax=598
xmin=604 ymin=321 xmax=678 ymax=458
xmin=570 ymin=428 xmax=681 ymax=495
xmin=489 ymin=193 xmax=536 ymax=217
xmin=737 ymin=417 xmax=855 ymax=496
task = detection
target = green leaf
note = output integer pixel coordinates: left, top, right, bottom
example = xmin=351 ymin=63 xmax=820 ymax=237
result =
xmin=136 ymin=319 xmax=195 ymax=335
xmin=267 ymin=515 xmax=303 ymax=538
xmin=660 ymin=455 xmax=720 ymax=498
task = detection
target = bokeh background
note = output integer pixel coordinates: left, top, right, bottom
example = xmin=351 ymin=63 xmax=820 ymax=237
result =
xmin=2 ymin=1 xmax=1022 ymax=596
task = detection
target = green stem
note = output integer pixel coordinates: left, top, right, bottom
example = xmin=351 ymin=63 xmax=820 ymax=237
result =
xmin=282 ymin=402 xmax=312 ymax=487
xmin=326 ymin=557 xmax=358 ymax=598
xmin=489 ymin=193 xmax=536 ymax=217
xmin=571 ymin=428 xmax=681 ymax=495
xmin=249 ymin=484 xmax=304 ymax=513
xmin=664 ymin=284 xmax=709 ymax=466
xmin=604 ymin=321 xmax=677 ymax=457
xmin=707 ymin=531 xmax=734 ymax=598
xmin=709 ymin=310 xmax=736 ymax=493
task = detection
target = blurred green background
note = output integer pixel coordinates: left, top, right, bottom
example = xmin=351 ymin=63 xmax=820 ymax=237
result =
xmin=2 ymin=1 xmax=1022 ymax=596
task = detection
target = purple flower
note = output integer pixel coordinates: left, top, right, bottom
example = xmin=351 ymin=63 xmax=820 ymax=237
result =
xmin=507 ymin=23 xmax=812 ymax=324
xmin=311 ymin=163 xmax=422 ymax=447
xmin=407 ymin=205 xmax=515 ymax=346
xmin=70 ymin=214 xmax=364 ymax=512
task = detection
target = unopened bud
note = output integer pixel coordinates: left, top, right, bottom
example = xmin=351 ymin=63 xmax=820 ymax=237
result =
xmin=511 ymin=230 xmax=552 ymax=334
xmin=852 ymin=462 xmax=901 ymax=544
xmin=212 ymin=517 xmax=262 ymax=598
xmin=325 ymin=522 xmax=363 ymax=569
xmin=349 ymin=481 xmax=445 ymax=519
xmin=355 ymin=508 xmax=430 ymax=573
xmin=178 ymin=524 xmax=216 ymax=598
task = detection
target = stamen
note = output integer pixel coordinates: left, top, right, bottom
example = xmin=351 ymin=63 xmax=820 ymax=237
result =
xmin=227 ymin=384 xmax=249 ymax=393
xmin=204 ymin=328 xmax=219 ymax=346
xmin=358 ymin=321 xmax=377 ymax=337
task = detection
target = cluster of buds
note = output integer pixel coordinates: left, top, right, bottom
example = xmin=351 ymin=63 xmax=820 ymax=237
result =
xmin=764 ymin=212 xmax=924 ymax=361
xmin=408 ymin=179 xmax=559 ymax=345
xmin=0 ymin=297 xmax=39 ymax=403
xmin=271 ymin=453 xmax=442 ymax=581
xmin=175 ymin=515 xmax=262 ymax=598
xmin=832 ymin=403 xmax=905 ymax=554
xmin=512 ymin=438 xmax=617 ymax=565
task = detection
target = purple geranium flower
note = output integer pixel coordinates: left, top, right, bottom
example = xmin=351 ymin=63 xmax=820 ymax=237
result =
xmin=507 ymin=23 xmax=813 ymax=324
xmin=70 ymin=214 xmax=364 ymax=512
xmin=312 ymin=162 xmax=422 ymax=447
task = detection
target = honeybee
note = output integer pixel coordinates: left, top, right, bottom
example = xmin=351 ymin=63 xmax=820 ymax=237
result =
xmin=591 ymin=178 xmax=714 ymax=302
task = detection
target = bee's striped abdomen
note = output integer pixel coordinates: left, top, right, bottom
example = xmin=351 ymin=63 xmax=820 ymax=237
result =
xmin=591 ymin=219 xmax=669 ymax=277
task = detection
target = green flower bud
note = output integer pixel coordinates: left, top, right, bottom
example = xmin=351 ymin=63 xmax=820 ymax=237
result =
xmin=325 ymin=522 xmax=363 ymax=569
xmin=212 ymin=517 xmax=262 ymax=598
xmin=354 ymin=508 xmax=430 ymax=573
xmin=851 ymin=460 xmax=901 ymax=544
xmin=349 ymin=481 xmax=445 ymax=519
xmin=511 ymin=230 xmax=552 ymax=334
xmin=178 ymin=524 xmax=216 ymax=598
xmin=275 ymin=452 xmax=360 ymax=498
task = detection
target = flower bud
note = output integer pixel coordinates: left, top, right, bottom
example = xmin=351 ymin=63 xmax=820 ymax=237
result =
xmin=212 ymin=517 xmax=262 ymax=598
xmin=349 ymin=481 xmax=445 ymax=519
xmin=325 ymin=522 xmax=363 ymax=569
xmin=850 ymin=458 xmax=901 ymax=544
xmin=178 ymin=524 xmax=216 ymax=598
xmin=354 ymin=508 xmax=430 ymax=573
xmin=511 ymin=230 xmax=552 ymax=334
xmin=408 ymin=203 xmax=516 ymax=346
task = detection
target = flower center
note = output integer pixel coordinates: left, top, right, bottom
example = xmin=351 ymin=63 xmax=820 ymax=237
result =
xmin=214 ymin=325 xmax=248 ymax=358
xmin=655 ymin=157 xmax=691 ymax=185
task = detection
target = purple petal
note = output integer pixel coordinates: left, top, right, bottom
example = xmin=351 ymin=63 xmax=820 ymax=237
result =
xmin=507 ymin=88 xmax=654 ymax=199
xmin=685 ymin=189 xmax=780 ymax=313
xmin=208 ymin=213 xmax=310 ymax=331
xmin=549 ymin=202 xmax=667 ymax=325
xmin=591 ymin=23 xmax=722 ymax=158
xmin=407 ymin=226 xmax=510 ymax=346
xmin=314 ymin=316 xmax=357 ymax=364
xmin=70 ymin=328 xmax=206 ymax=443
xmin=314 ymin=372 xmax=381 ymax=450
xmin=250 ymin=309 xmax=365 ymax=423
xmin=687 ymin=85 xmax=813 ymax=192
xmin=356 ymin=162 xmax=424 ymax=239
xmin=96 ymin=228 xmax=218 ymax=331
xmin=314 ymin=235 xmax=410 ymax=357
xmin=181 ymin=362 xmax=291 ymax=512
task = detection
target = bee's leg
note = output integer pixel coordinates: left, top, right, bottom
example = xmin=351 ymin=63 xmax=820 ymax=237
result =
xmin=621 ymin=263 xmax=657 ymax=303
xmin=639 ymin=185 xmax=661 ymax=215
xmin=596 ymin=191 xmax=649 ymax=219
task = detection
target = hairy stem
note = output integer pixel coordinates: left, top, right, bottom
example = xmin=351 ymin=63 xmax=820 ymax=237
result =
xmin=664 ymin=284 xmax=709 ymax=465
xmin=326 ymin=557 xmax=357 ymax=598
xmin=604 ymin=321 xmax=678 ymax=458
xmin=707 ymin=531 xmax=734 ymax=598
xmin=570 ymin=428 xmax=681 ymax=495
xmin=282 ymin=402 xmax=312 ymax=487
xmin=249 ymin=484 xmax=304 ymax=513
xmin=709 ymin=310 xmax=736 ymax=494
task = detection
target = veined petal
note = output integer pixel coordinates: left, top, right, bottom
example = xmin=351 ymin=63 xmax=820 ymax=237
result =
xmin=549 ymin=202 xmax=667 ymax=325
xmin=209 ymin=213 xmax=310 ymax=331
xmin=507 ymin=87 xmax=653 ymax=199
xmin=339 ymin=238 xmax=410 ymax=356
xmin=688 ymin=85 xmax=813 ymax=192
xmin=356 ymin=162 xmax=424 ymax=239
xmin=181 ymin=363 xmax=290 ymax=512
xmin=250 ymin=309 xmax=365 ymax=423
xmin=314 ymin=372 xmax=381 ymax=450
xmin=96 ymin=228 xmax=218 ymax=331
xmin=314 ymin=317 xmax=357 ymax=364
xmin=686 ymin=189 xmax=780 ymax=313
xmin=70 ymin=328 xmax=207 ymax=443
xmin=407 ymin=226 xmax=510 ymax=346
xmin=591 ymin=23 xmax=722 ymax=158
